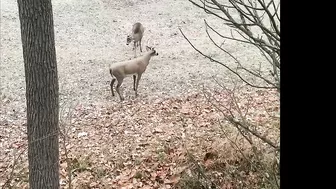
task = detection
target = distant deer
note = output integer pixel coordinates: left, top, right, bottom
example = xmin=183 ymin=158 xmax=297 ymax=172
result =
xmin=126 ymin=22 xmax=145 ymax=58
xmin=109 ymin=46 xmax=159 ymax=101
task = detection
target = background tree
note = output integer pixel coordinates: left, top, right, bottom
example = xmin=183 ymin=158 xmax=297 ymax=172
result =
xmin=17 ymin=0 xmax=60 ymax=188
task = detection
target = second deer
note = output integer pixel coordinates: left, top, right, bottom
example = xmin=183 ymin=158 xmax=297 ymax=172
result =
xmin=126 ymin=22 xmax=145 ymax=58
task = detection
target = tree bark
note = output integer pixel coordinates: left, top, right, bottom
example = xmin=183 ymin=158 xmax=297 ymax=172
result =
xmin=17 ymin=0 xmax=60 ymax=188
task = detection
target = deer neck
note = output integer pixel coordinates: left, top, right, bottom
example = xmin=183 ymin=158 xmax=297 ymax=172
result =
xmin=142 ymin=52 xmax=153 ymax=65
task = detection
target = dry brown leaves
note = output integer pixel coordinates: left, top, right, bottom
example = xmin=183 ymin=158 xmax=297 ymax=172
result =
xmin=0 ymin=89 xmax=279 ymax=188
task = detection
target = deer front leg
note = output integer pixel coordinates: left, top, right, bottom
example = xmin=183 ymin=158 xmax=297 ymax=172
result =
xmin=134 ymin=41 xmax=137 ymax=58
xmin=139 ymin=39 xmax=142 ymax=52
xmin=133 ymin=75 xmax=136 ymax=91
xmin=135 ymin=73 xmax=142 ymax=97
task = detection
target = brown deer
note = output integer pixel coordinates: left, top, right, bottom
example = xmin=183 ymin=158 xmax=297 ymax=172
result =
xmin=126 ymin=22 xmax=145 ymax=58
xmin=109 ymin=46 xmax=159 ymax=101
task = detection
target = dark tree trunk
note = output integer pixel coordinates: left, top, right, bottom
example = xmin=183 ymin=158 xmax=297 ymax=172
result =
xmin=17 ymin=0 xmax=60 ymax=188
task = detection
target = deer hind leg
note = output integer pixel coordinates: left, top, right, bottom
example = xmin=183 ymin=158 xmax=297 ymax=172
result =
xmin=110 ymin=78 xmax=116 ymax=96
xmin=135 ymin=73 xmax=142 ymax=97
xmin=115 ymin=77 xmax=125 ymax=101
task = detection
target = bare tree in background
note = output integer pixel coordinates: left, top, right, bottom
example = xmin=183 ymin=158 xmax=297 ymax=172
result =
xmin=180 ymin=0 xmax=280 ymax=91
xmin=179 ymin=0 xmax=280 ymax=188
xmin=17 ymin=0 xmax=60 ymax=188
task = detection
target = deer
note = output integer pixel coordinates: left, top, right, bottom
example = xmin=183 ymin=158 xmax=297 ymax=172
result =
xmin=126 ymin=22 xmax=145 ymax=58
xmin=109 ymin=46 xmax=159 ymax=101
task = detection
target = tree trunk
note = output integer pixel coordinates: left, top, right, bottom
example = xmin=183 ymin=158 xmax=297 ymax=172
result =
xmin=17 ymin=0 xmax=60 ymax=188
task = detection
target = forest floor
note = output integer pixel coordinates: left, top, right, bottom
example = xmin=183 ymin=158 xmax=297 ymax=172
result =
xmin=0 ymin=0 xmax=280 ymax=188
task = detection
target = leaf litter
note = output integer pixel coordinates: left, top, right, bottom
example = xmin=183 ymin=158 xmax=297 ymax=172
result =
xmin=0 ymin=89 xmax=279 ymax=188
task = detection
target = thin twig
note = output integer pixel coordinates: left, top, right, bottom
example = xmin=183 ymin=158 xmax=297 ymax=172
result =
xmin=228 ymin=117 xmax=279 ymax=151
xmin=179 ymin=27 xmax=275 ymax=90
xmin=205 ymin=19 xmax=279 ymax=52
xmin=1 ymin=147 xmax=28 ymax=189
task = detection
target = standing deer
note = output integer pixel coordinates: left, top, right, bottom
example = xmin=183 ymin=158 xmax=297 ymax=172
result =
xmin=126 ymin=22 xmax=145 ymax=58
xmin=109 ymin=46 xmax=159 ymax=101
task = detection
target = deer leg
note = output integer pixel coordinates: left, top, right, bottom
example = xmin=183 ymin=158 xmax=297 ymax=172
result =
xmin=134 ymin=41 xmax=137 ymax=58
xmin=110 ymin=78 xmax=116 ymax=96
xmin=133 ymin=75 xmax=136 ymax=91
xmin=115 ymin=77 xmax=124 ymax=101
xmin=135 ymin=73 xmax=142 ymax=97
xmin=140 ymin=40 xmax=143 ymax=52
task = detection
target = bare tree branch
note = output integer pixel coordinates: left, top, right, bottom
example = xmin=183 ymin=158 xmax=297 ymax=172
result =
xmin=257 ymin=0 xmax=280 ymax=35
xmin=205 ymin=22 xmax=279 ymax=90
xmin=228 ymin=117 xmax=279 ymax=150
xmin=231 ymin=0 xmax=266 ymax=10
xmin=210 ymin=0 xmax=280 ymax=43
xmin=1 ymin=148 xmax=27 ymax=189
xmin=199 ymin=2 xmax=280 ymax=56
xmin=179 ymin=27 xmax=277 ymax=90
xmin=184 ymin=0 xmax=281 ymax=186
xmin=272 ymin=0 xmax=281 ymax=22
xmin=189 ymin=0 xmax=232 ymax=22
xmin=202 ymin=82 xmax=279 ymax=151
